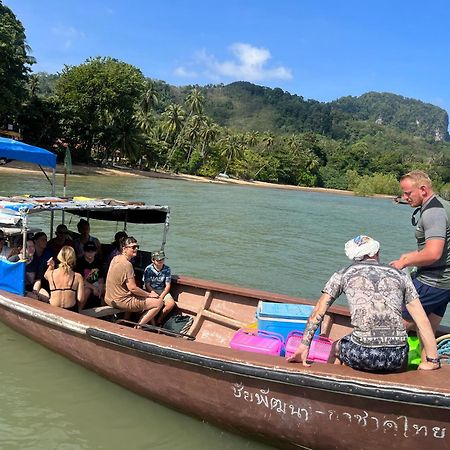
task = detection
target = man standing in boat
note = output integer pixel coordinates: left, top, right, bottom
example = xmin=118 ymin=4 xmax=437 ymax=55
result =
xmin=288 ymin=235 xmax=440 ymax=372
xmin=390 ymin=170 xmax=450 ymax=333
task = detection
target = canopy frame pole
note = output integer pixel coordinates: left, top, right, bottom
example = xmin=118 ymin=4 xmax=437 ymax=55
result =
xmin=51 ymin=168 xmax=56 ymax=196
xmin=38 ymin=165 xmax=52 ymax=187
xmin=161 ymin=209 xmax=170 ymax=250
xmin=50 ymin=168 xmax=56 ymax=236
xmin=22 ymin=214 xmax=28 ymax=260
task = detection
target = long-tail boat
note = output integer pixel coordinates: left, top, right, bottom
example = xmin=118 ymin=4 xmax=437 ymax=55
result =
xmin=0 ymin=139 xmax=449 ymax=450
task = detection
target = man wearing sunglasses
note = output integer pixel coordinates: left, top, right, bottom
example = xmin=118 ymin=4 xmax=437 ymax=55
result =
xmin=105 ymin=236 xmax=163 ymax=327
xmin=390 ymin=170 xmax=450 ymax=333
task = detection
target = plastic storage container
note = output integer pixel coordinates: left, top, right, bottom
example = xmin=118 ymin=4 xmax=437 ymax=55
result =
xmin=256 ymin=301 xmax=315 ymax=341
xmin=284 ymin=330 xmax=333 ymax=363
xmin=230 ymin=329 xmax=284 ymax=356
xmin=407 ymin=335 xmax=422 ymax=370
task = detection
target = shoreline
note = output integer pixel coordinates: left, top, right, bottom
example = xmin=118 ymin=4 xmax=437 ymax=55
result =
xmin=0 ymin=161 xmax=394 ymax=200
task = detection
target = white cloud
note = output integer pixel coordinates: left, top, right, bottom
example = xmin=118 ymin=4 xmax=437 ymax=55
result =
xmin=174 ymin=43 xmax=292 ymax=82
xmin=51 ymin=25 xmax=85 ymax=49
xmin=174 ymin=66 xmax=198 ymax=77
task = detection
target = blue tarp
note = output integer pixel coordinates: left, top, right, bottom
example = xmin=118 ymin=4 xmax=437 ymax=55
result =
xmin=0 ymin=259 xmax=26 ymax=296
xmin=0 ymin=137 xmax=56 ymax=169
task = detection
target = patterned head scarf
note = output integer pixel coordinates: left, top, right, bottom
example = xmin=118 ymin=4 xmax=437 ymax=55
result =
xmin=344 ymin=235 xmax=380 ymax=261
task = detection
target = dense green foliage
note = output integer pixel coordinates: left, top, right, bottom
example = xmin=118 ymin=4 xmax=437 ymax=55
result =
xmin=0 ymin=0 xmax=34 ymax=123
xmin=11 ymin=70 xmax=450 ymax=196
xmin=55 ymin=57 xmax=146 ymax=161
xmin=148 ymin=81 xmax=449 ymax=142
xmin=2 ymin=2 xmax=450 ymax=197
xmin=332 ymin=92 xmax=449 ymax=141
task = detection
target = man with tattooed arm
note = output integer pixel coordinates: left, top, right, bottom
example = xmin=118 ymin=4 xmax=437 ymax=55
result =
xmin=287 ymin=235 xmax=440 ymax=372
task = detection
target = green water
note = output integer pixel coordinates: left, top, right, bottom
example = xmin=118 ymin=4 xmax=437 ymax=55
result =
xmin=0 ymin=171 xmax=448 ymax=449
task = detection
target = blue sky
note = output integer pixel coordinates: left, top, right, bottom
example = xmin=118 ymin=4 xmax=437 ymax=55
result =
xmin=6 ymin=0 xmax=450 ymax=115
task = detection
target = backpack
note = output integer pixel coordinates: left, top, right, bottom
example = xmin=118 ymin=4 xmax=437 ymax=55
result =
xmin=162 ymin=314 xmax=193 ymax=334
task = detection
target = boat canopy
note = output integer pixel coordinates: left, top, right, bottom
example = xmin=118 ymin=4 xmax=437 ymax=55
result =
xmin=0 ymin=196 xmax=170 ymax=296
xmin=0 ymin=196 xmax=170 ymax=225
xmin=0 ymin=137 xmax=57 ymax=169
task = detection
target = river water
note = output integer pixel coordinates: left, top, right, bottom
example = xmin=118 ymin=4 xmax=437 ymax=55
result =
xmin=0 ymin=170 xmax=448 ymax=449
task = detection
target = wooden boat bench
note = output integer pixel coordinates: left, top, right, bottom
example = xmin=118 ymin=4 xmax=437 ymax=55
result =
xmin=81 ymin=305 xmax=122 ymax=318
xmin=115 ymin=319 xmax=195 ymax=340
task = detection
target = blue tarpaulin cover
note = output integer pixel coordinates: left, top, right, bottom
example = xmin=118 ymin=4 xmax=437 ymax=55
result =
xmin=0 ymin=259 xmax=26 ymax=296
xmin=0 ymin=137 xmax=56 ymax=169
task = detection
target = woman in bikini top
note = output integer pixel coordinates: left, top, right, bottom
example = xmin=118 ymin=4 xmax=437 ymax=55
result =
xmin=44 ymin=246 xmax=85 ymax=312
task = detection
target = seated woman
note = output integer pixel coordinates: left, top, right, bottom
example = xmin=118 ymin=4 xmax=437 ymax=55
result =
xmin=75 ymin=241 xmax=105 ymax=310
xmin=8 ymin=239 xmax=36 ymax=291
xmin=42 ymin=246 xmax=84 ymax=312
xmin=29 ymin=232 xmax=53 ymax=298
xmin=142 ymin=250 xmax=175 ymax=325
xmin=105 ymin=236 xmax=163 ymax=328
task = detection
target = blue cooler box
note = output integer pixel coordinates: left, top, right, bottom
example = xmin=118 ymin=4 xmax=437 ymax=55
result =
xmin=256 ymin=301 xmax=315 ymax=341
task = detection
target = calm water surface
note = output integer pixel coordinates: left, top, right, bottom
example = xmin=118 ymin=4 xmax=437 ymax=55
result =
xmin=0 ymin=171 xmax=448 ymax=449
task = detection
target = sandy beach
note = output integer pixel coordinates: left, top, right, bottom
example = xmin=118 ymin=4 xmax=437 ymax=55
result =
xmin=0 ymin=161 xmax=393 ymax=199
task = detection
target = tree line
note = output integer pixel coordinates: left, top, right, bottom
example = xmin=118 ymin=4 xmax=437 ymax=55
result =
xmin=1 ymin=1 xmax=450 ymax=197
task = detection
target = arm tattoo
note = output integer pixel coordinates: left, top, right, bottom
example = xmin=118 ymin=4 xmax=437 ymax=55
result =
xmin=325 ymin=297 xmax=335 ymax=308
xmin=300 ymin=313 xmax=323 ymax=346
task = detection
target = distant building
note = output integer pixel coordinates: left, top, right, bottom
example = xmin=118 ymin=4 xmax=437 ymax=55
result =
xmin=0 ymin=122 xmax=21 ymax=140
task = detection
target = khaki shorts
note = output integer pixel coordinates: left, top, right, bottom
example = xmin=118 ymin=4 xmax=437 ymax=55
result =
xmin=106 ymin=296 xmax=147 ymax=313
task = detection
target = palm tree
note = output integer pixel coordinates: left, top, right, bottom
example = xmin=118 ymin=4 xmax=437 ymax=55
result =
xmin=184 ymin=114 xmax=205 ymax=162
xmin=169 ymin=87 xmax=206 ymax=161
xmin=134 ymin=80 xmax=160 ymax=135
xmin=199 ymin=118 xmax=220 ymax=161
xmin=185 ymin=87 xmax=205 ymax=116
xmin=261 ymin=131 xmax=275 ymax=149
xmin=134 ymin=108 xmax=154 ymax=135
xmin=219 ymin=133 xmax=245 ymax=174
xmin=245 ymin=131 xmax=259 ymax=147
xmin=161 ymin=103 xmax=185 ymax=142
xmin=140 ymin=80 xmax=159 ymax=115
xmin=104 ymin=109 xmax=144 ymax=164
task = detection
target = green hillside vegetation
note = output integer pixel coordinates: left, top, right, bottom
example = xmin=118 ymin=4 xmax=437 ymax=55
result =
xmin=1 ymin=2 xmax=450 ymax=197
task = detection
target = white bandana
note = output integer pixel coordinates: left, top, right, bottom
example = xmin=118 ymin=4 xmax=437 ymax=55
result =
xmin=344 ymin=235 xmax=380 ymax=261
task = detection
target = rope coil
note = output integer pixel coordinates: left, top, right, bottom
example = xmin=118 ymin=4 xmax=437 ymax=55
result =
xmin=437 ymin=334 xmax=450 ymax=363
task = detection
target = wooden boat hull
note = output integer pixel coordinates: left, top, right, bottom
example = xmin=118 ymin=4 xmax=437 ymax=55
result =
xmin=0 ymin=278 xmax=449 ymax=450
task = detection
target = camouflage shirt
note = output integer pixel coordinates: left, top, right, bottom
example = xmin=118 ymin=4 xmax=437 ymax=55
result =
xmin=323 ymin=261 xmax=418 ymax=347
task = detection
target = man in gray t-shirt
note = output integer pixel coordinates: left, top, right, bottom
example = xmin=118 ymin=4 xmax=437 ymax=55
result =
xmin=390 ymin=170 xmax=450 ymax=332
xmin=288 ymin=235 xmax=440 ymax=372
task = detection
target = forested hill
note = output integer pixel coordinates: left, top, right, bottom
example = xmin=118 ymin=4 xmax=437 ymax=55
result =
xmin=153 ymin=80 xmax=449 ymax=141
xmin=36 ymin=73 xmax=449 ymax=141
xmin=331 ymin=92 xmax=449 ymax=141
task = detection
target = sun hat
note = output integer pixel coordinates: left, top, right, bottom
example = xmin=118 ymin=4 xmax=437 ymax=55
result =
xmin=344 ymin=235 xmax=380 ymax=261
